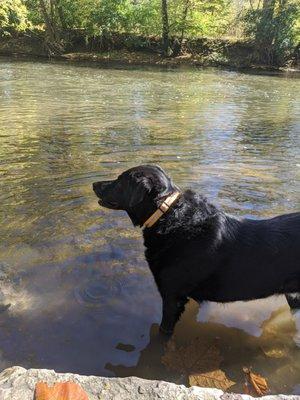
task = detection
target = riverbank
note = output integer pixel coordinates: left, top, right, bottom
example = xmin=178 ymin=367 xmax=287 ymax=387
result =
xmin=1 ymin=366 xmax=299 ymax=400
xmin=0 ymin=31 xmax=299 ymax=71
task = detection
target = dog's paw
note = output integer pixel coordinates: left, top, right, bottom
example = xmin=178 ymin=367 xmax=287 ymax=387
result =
xmin=293 ymin=310 xmax=300 ymax=348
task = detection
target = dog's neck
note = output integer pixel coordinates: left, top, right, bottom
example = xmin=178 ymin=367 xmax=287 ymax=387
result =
xmin=126 ymin=191 xmax=181 ymax=228
xmin=143 ymin=192 xmax=181 ymax=228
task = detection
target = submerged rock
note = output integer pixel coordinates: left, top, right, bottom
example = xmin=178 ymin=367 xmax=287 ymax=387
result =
xmin=0 ymin=366 xmax=298 ymax=400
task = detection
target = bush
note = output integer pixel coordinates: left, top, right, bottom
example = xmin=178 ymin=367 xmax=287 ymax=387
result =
xmin=0 ymin=0 xmax=29 ymax=34
xmin=243 ymin=0 xmax=300 ymax=65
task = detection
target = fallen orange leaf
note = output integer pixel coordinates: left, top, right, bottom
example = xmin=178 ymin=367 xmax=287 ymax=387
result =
xmin=189 ymin=369 xmax=235 ymax=391
xmin=35 ymin=381 xmax=89 ymax=400
xmin=243 ymin=367 xmax=270 ymax=397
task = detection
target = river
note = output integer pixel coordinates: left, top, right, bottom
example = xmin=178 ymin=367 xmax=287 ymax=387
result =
xmin=0 ymin=59 xmax=299 ymax=393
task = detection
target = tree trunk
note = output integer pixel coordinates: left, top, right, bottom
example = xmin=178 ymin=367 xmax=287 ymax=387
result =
xmin=254 ymin=0 xmax=276 ymax=64
xmin=261 ymin=0 xmax=276 ymax=21
xmin=180 ymin=0 xmax=190 ymax=46
xmin=56 ymin=0 xmax=67 ymax=31
xmin=161 ymin=0 xmax=169 ymax=56
xmin=39 ymin=0 xmax=64 ymax=55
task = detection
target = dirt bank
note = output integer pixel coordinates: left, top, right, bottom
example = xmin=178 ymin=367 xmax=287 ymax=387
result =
xmin=1 ymin=30 xmax=298 ymax=71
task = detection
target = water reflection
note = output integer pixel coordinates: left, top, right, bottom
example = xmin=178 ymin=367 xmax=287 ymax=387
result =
xmin=107 ymin=301 xmax=300 ymax=394
xmin=0 ymin=59 xmax=299 ymax=393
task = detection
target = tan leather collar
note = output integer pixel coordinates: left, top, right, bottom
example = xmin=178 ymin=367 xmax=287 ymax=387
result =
xmin=143 ymin=191 xmax=181 ymax=228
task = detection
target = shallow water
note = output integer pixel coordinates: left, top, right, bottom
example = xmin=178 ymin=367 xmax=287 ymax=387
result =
xmin=0 ymin=59 xmax=299 ymax=393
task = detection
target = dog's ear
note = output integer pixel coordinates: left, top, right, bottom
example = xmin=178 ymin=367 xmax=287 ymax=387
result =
xmin=152 ymin=172 xmax=178 ymax=201
xmin=154 ymin=180 xmax=174 ymax=201
xmin=129 ymin=176 xmax=152 ymax=208
xmin=128 ymin=166 xmax=178 ymax=209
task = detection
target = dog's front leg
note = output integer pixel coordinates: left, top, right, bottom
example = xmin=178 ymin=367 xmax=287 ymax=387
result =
xmin=160 ymin=296 xmax=188 ymax=335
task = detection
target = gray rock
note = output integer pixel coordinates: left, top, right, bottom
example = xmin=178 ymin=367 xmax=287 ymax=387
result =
xmin=0 ymin=366 xmax=299 ymax=400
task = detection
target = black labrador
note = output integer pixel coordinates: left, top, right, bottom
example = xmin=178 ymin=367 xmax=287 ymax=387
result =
xmin=93 ymin=165 xmax=300 ymax=335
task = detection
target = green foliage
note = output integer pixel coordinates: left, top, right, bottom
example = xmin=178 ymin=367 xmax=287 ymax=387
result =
xmin=273 ymin=1 xmax=300 ymax=62
xmin=56 ymin=0 xmax=95 ymax=29
xmin=1 ymin=0 xmax=299 ymax=65
xmin=24 ymin=0 xmax=95 ymax=30
xmin=87 ymin=0 xmax=162 ymax=36
xmin=243 ymin=0 xmax=300 ymax=64
xmin=86 ymin=0 xmax=234 ymax=38
xmin=125 ymin=0 xmax=161 ymax=36
xmin=168 ymin=0 xmax=233 ymax=38
xmin=0 ymin=0 xmax=29 ymax=34
xmin=23 ymin=0 xmax=42 ymax=26
xmin=88 ymin=0 xmax=130 ymax=34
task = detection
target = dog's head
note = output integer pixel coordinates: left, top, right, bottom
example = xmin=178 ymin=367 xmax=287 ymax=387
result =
xmin=92 ymin=165 xmax=179 ymax=226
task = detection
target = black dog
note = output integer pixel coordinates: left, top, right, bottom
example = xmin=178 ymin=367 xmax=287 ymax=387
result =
xmin=93 ymin=165 xmax=300 ymax=335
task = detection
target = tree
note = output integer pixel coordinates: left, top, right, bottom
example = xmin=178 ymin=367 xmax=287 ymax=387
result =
xmin=254 ymin=0 xmax=276 ymax=63
xmin=244 ymin=0 xmax=299 ymax=65
xmin=38 ymin=0 xmax=64 ymax=54
xmin=161 ymin=0 xmax=170 ymax=56
xmin=180 ymin=0 xmax=190 ymax=44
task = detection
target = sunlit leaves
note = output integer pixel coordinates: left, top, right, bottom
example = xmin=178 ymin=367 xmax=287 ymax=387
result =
xmin=0 ymin=0 xmax=30 ymax=33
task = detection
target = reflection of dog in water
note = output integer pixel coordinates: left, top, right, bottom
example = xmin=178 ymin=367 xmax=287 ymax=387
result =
xmin=106 ymin=301 xmax=300 ymax=393
xmin=93 ymin=165 xmax=300 ymax=335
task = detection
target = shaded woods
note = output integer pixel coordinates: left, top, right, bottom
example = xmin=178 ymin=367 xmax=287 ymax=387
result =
xmin=0 ymin=0 xmax=299 ymax=67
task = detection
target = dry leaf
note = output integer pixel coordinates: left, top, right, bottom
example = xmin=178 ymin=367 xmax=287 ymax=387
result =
xmin=243 ymin=367 xmax=270 ymax=397
xmin=35 ymin=381 xmax=89 ymax=400
xmin=189 ymin=369 xmax=235 ymax=391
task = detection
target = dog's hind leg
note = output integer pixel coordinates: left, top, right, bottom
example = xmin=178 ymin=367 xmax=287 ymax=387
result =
xmin=286 ymin=294 xmax=300 ymax=347
xmin=160 ymin=296 xmax=188 ymax=335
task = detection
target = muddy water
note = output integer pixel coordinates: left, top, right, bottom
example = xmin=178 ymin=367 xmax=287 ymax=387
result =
xmin=0 ymin=59 xmax=299 ymax=393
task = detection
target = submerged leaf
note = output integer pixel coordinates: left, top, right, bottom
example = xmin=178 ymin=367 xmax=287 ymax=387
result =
xmin=189 ymin=369 xmax=235 ymax=391
xmin=162 ymin=337 xmax=235 ymax=391
xmin=161 ymin=337 xmax=222 ymax=374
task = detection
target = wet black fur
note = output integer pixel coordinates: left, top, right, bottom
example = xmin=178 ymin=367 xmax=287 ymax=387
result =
xmin=93 ymin=165 xmax=300 ymax=334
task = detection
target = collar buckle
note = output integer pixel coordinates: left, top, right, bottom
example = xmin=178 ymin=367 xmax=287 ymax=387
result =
xmin=143 ymin=191 xmax=181 ymax=228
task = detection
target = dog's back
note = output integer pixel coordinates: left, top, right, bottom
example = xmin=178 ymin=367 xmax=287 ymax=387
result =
xmin=197 ymin=212 xmax=300 ymax=303
xmin=237 ymin=211 xmax=300 ymax=270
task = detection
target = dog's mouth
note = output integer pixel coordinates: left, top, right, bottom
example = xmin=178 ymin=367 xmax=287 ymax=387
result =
xmin=93 ymin=184 xmax=120 ymax=210
xmin=98 ymin=198 xmax=119 ymax=210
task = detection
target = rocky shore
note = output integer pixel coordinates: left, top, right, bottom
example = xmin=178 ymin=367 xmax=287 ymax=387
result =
xmin=0 ymin=366 xmax=299 ymax=400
